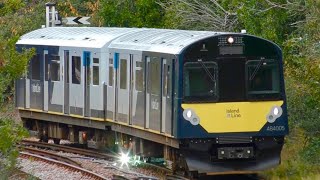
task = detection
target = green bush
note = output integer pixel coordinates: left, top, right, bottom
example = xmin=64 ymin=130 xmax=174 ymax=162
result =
xmin=0 ymin=118 xmax=28 ymax=177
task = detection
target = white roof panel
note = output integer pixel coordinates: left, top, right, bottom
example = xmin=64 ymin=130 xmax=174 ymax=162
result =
xmin=17 ymin=27 xmax=225 ymax=54
xmin=17 ymin=27 xmax=142 ymax=48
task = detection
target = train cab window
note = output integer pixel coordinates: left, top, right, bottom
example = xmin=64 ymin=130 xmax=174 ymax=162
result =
xmin=109 ymin=57 xmax=113 ymax=86
xmin=31 ymin=54 xmax=41 ymax=80
xmin=183 ymin=61 xmax=218 ymax=102
xmin=135 ymin=61 xmax=143 ymax=91
xmin=72 ymin=56 xmax=81 ymax=84
xmin=120 ymin=59 xmax=127 ymax=89
xmin=246 ymin=59 xmax=280 ymax=98
xmin=92 ymin=58 xmax=99 ymax=85
xmin=50 ymin=55 xmax=60 ymax=81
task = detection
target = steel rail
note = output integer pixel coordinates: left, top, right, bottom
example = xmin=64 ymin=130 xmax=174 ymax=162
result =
xmin=21 ymin=139 xmax=172 ymax=178
xmin=20 ymin=152 xmax=106 ymax=180
xmin=20 ymin=146 xmax=82 ymax=167
xmin=21 ymin=140 xmax=117 ymax=160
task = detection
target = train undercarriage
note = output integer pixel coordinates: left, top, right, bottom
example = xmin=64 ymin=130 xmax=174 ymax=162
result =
xmin=20 ymin=109 xmax=284 ymax=178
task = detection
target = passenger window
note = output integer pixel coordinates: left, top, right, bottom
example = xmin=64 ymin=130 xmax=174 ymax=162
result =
xmin=120 ymin=59 xmax=127 ymax=89
xmin=150 ymin=57 xmax=160 ymax=94
xmin=135 ymin=61 xmax=143 ymax=91
xmin=64 ymin=51 xmax=69 ymax=83
xmin=31 ymin=54 xmax=41 ymax=80
xmin=109 ymin=57 xmax=113 ymax=86
xmin=51 ymin=55 xmax=60 ymax=81
xmin=92 ymin=58 xmax=99 ymax=85
xmin=162 ymin=63 xmax=168 ymax=96
xmin=93 ymin=58 xmax=99 ymax=64
xmin=72 ymin=56 xmax=81 ymax=84
xmin=44 ymin=53 xmax=49 ymax=81
xmin=167 ymin=64 xmax=171 ymax=96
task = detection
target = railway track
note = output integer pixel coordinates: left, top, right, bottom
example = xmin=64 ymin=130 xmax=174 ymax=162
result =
xmin=20 ymin=139 xmax=170 ymax=179
xmin=20 ymin=140 xmax=117 ymax=160
xmin=20 ymin=140 xmax=263 ymax=179
xmin=19 ymin=152 xmax=106 ymax=179
xmin=21 ymin=146 xmax=81 ymax=167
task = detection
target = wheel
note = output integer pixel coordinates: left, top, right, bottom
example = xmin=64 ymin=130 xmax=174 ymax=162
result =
xmin=53 ymin=138 xmax=60 ymax=145
xmin=40 ymin=135 xmax=49 ymax=143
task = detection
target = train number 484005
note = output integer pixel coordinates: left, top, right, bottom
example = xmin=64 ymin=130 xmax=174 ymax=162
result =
xmin=267 ymin=126 xmax=285 ymax=131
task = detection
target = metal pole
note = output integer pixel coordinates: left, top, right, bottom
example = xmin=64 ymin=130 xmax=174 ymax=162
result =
xmin=45 ymin=2 xmax=56 ymax=27
xmin=51 ymin=6 xmax=55 ymax=27
xmin=45 ymin=5 xmax=50 ymax=27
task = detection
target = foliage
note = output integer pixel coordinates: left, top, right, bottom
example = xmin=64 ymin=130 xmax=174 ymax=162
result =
xmin=236 ymin=0 xmax=292 ymax=45
xmin=0 ymin=0 xmax=25 ymax=16
xmin=283 ymin=0 xmax=320 ymax=137
xmin=160 ymin=0 xmax=238 ymax=31
xmin=0 ymin=118 xmax=28 ymax=176
xmin=0 ymin=0 xmax=40 ymax=103
xmin=0 ymin=37 xmax=35 ymax=103
xmin=301 ymin=137 xmax=320 ymax=165
xmin=99 ymin=0 xmax=165 ymax=28
xmin=57 ymin=0 xmax=102 ymax=26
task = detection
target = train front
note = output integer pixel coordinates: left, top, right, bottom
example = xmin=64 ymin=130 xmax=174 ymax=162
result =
xmin=178 ymin=33 xmax=288 ymax=174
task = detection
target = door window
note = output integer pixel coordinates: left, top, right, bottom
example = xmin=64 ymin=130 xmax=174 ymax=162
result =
xmin=31 ymin=54 xmax=41 ymax=80
xmin=120 ymin=59 xmax=127 ymax=89
xmin=50 ymin=55 xmax=60 ymax=81
xmin=92 ymin=58 xmax=99 ymax=85
xmin=109 ymin=57 xmax=113 ymax=86
xmin=72 ymin=56 xmax=81 ymax=84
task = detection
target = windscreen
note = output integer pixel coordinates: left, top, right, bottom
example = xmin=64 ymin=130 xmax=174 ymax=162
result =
xmin=183 ymin=61 xmax=218 ymax=102
xmin=246 ymin=59 xmax=280 ymax=98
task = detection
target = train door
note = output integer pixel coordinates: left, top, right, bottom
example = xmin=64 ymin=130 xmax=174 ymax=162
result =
xmin=146 ymin=56 xmax=161 ymax=131
xmin=84 ymin=51 xmax=91 ymax=117
xmin=116 ymin=53 xmax=130 ymax=123
xmin=90 ymin=53 xmax=102 ymax=118
xmin=69 ymin=51 xmax=82 ymax=116
xmin=107 ymin=53 xmax=115 ymax=121
xmin=129 ymin=54 xmax=134 ymax=125
xmin=63 ymin=50 xmax=70 ymax=114
xmin=161 ymin=59 xmax=173 ymax=134
xmin=132 ymin=54 xmax=145 ymax=127
xmin=29 ymin=51 xmax=43 ymax=110
xmin=43 ymin=50 xmax=49 ymax=111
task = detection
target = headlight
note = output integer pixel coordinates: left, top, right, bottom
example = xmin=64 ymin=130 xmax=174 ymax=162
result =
xmin=186 ymin=110 xmax=192 ymax=118
xmin=267 ymin=106 xmax=283 ymax=123
xmin=183 ymin=109 xmax=200 ymax=126
xmin=273 ymin=107 xmax=279 ymax=116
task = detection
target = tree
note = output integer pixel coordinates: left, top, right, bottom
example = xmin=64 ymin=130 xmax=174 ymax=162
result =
xmin=160 ymin=0 xmax=238 ymax=31
xmin=99 ymin=0 xmax=166 ymax=28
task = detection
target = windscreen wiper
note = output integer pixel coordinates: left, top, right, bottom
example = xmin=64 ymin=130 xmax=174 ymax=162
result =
xmin=197 ymin=59 xmax=216 ymax=84
xmin=249 ymin=58 xmax=265 ymax=81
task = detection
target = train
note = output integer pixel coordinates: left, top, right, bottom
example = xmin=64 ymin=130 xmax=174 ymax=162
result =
xmin=15 ymin=27 xmax=288 ymax=176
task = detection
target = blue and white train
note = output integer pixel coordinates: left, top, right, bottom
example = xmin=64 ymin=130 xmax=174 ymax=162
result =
xmin=16 ymin=27 xmax=288 ymax=176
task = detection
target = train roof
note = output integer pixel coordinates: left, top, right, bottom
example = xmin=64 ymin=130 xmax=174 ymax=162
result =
xmin=17 ymin=27 xmax=224 ymax=54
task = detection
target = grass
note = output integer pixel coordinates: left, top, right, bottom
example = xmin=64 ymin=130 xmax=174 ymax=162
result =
xmin=263 ymin=128 xmax=320 ymax=179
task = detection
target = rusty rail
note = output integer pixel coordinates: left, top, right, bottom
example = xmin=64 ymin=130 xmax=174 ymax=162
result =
xmin=21 ymin=146 xmax=82 ymax=167
xmin=21 ymin=140 xmax=116 ymax=160
xmin=20 ymin=152 xmax=106 ymax=180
